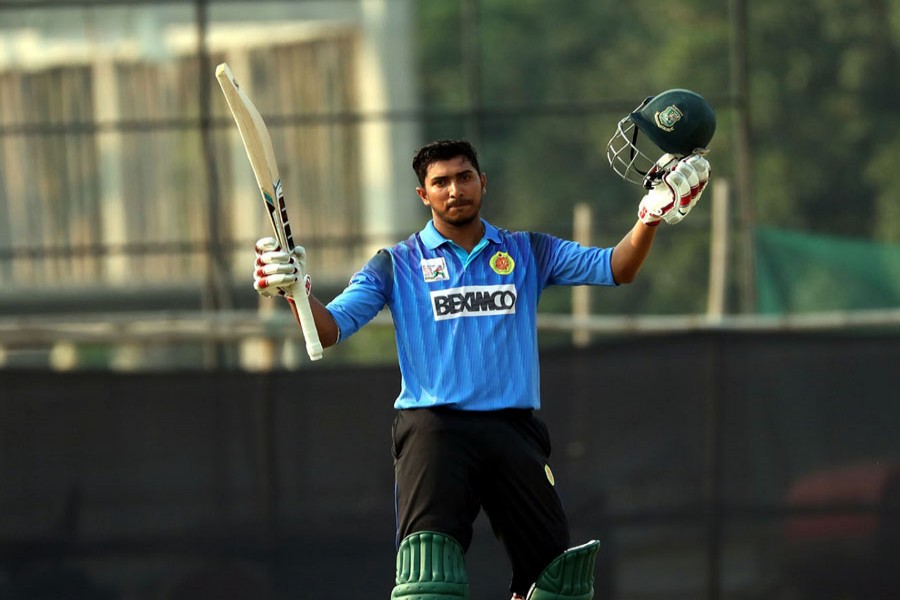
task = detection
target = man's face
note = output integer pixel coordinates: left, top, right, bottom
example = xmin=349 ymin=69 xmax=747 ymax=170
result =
xmin=416 ymin=156 xmax=486 ymax=228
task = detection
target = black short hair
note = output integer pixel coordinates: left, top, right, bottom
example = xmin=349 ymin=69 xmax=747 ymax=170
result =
xmin=412 ymin=139 xmax=481 ymax=186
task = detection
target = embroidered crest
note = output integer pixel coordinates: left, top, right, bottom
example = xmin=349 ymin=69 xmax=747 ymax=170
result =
xmin=421 ymin=257 xmax=449 ymax=282
xmin=654 ymin=105 xmax=683 ymax=132
xmin=489 ymin=251 xmax=515 ymax=275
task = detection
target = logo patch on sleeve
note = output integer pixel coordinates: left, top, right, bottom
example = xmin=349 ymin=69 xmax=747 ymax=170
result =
xmin=489 ymin=251 xmax=515 ymax=275
xmin=421 ymin=257 xmax=449 ymax=282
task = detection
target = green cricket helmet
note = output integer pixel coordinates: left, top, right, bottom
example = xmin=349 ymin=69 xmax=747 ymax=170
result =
xmin=606 ymin=88 xmax=716 ymax=187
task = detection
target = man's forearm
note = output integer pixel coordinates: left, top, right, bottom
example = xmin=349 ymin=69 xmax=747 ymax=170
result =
xmin=610 ymin=219 xmax=657 ymax=284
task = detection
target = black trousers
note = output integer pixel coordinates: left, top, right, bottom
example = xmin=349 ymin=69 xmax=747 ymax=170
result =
xmin=392 ymin=407 xmax=570 ymax=595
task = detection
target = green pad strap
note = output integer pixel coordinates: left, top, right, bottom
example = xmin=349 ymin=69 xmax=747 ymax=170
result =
xmin=527 ymin=540 xmax=601 ymax=600
xmin=392 ymin=531 xmax=468 ymax=600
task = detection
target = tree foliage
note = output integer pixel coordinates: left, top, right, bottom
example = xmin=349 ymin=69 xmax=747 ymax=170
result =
xmin=413 ymin=0 xmax=900 ymax=314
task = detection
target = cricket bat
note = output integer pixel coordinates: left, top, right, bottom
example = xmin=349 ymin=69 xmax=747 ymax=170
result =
xmin=215 ymin=62 xmax=324 ymax=361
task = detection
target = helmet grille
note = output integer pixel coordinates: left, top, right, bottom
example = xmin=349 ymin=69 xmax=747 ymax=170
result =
xmin=606 ymin=116 xmax=658 ymax=186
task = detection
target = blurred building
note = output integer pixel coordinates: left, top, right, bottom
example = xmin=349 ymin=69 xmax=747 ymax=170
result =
xmin=0 ymin=1 xmax=420 ymax=314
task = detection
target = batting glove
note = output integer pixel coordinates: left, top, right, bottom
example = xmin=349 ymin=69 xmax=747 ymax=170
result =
xmin=638 ymin=154 xmax=711 ymax=226
xmin=253 ymin=237 xmax=307 ymax=298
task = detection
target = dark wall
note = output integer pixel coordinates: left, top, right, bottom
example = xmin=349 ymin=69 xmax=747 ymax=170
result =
xmin=2 ymin=332 xmax=899 ymax=600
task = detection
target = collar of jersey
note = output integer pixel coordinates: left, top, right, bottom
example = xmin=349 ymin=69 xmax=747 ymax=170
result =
xmin=421 ymin=219 xmax=500 ymax=266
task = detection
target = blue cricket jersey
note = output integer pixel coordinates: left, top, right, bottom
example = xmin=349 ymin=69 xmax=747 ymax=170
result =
xmin=326 ymin=219 xmax=617 ymax=411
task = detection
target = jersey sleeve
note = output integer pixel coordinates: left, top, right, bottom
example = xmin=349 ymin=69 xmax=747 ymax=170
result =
xmin=529 ymin=232 xmax=617 ymax=288
xmin=325 ymin=250 xmax=394 ymax=342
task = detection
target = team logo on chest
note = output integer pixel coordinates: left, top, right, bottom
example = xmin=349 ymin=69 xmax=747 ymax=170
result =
xmin=489 ymin=251 xmax=515 ymax=275
xmin=420 ymin=257 xmax=449 ymax=282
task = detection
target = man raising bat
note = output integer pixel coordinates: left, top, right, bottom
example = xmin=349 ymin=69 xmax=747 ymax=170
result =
xmin=254 ymin=90 xmax=714 ymax=600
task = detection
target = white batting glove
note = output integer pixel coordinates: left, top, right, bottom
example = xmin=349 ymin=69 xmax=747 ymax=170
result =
xmin=679 ymin=154 xmax=710 ymax=215
xmin=638 ymin=154 xmax=711 ymax=226
xmin=253 ymin=237 xmax=307 ymax=298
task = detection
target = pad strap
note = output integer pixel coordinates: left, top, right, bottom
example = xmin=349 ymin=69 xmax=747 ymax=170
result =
xmin=526 ymin=540 xmax=601 ymax=600
xmin=392 ymin=531 xmax=468 ymax=600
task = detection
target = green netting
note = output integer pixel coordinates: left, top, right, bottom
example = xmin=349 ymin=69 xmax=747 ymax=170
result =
xmin=755 ymin=227 xmax=900 ymax=314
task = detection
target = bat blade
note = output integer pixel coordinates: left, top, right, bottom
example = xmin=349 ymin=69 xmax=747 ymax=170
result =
xmin=215 ymin=63 xmax=286 ymax=249
xmin=215 ymin=62 xmax=323 ymax=361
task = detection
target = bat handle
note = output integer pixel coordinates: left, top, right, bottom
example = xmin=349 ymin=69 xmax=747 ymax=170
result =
xmin=286 ymin=275 xmax=324 ymax=361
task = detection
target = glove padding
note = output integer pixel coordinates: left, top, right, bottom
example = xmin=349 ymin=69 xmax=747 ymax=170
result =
xmin=253 ymin=237 xmax=307 ymax=298
xmin=638 ymin=154 xmax=710 ymax=226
